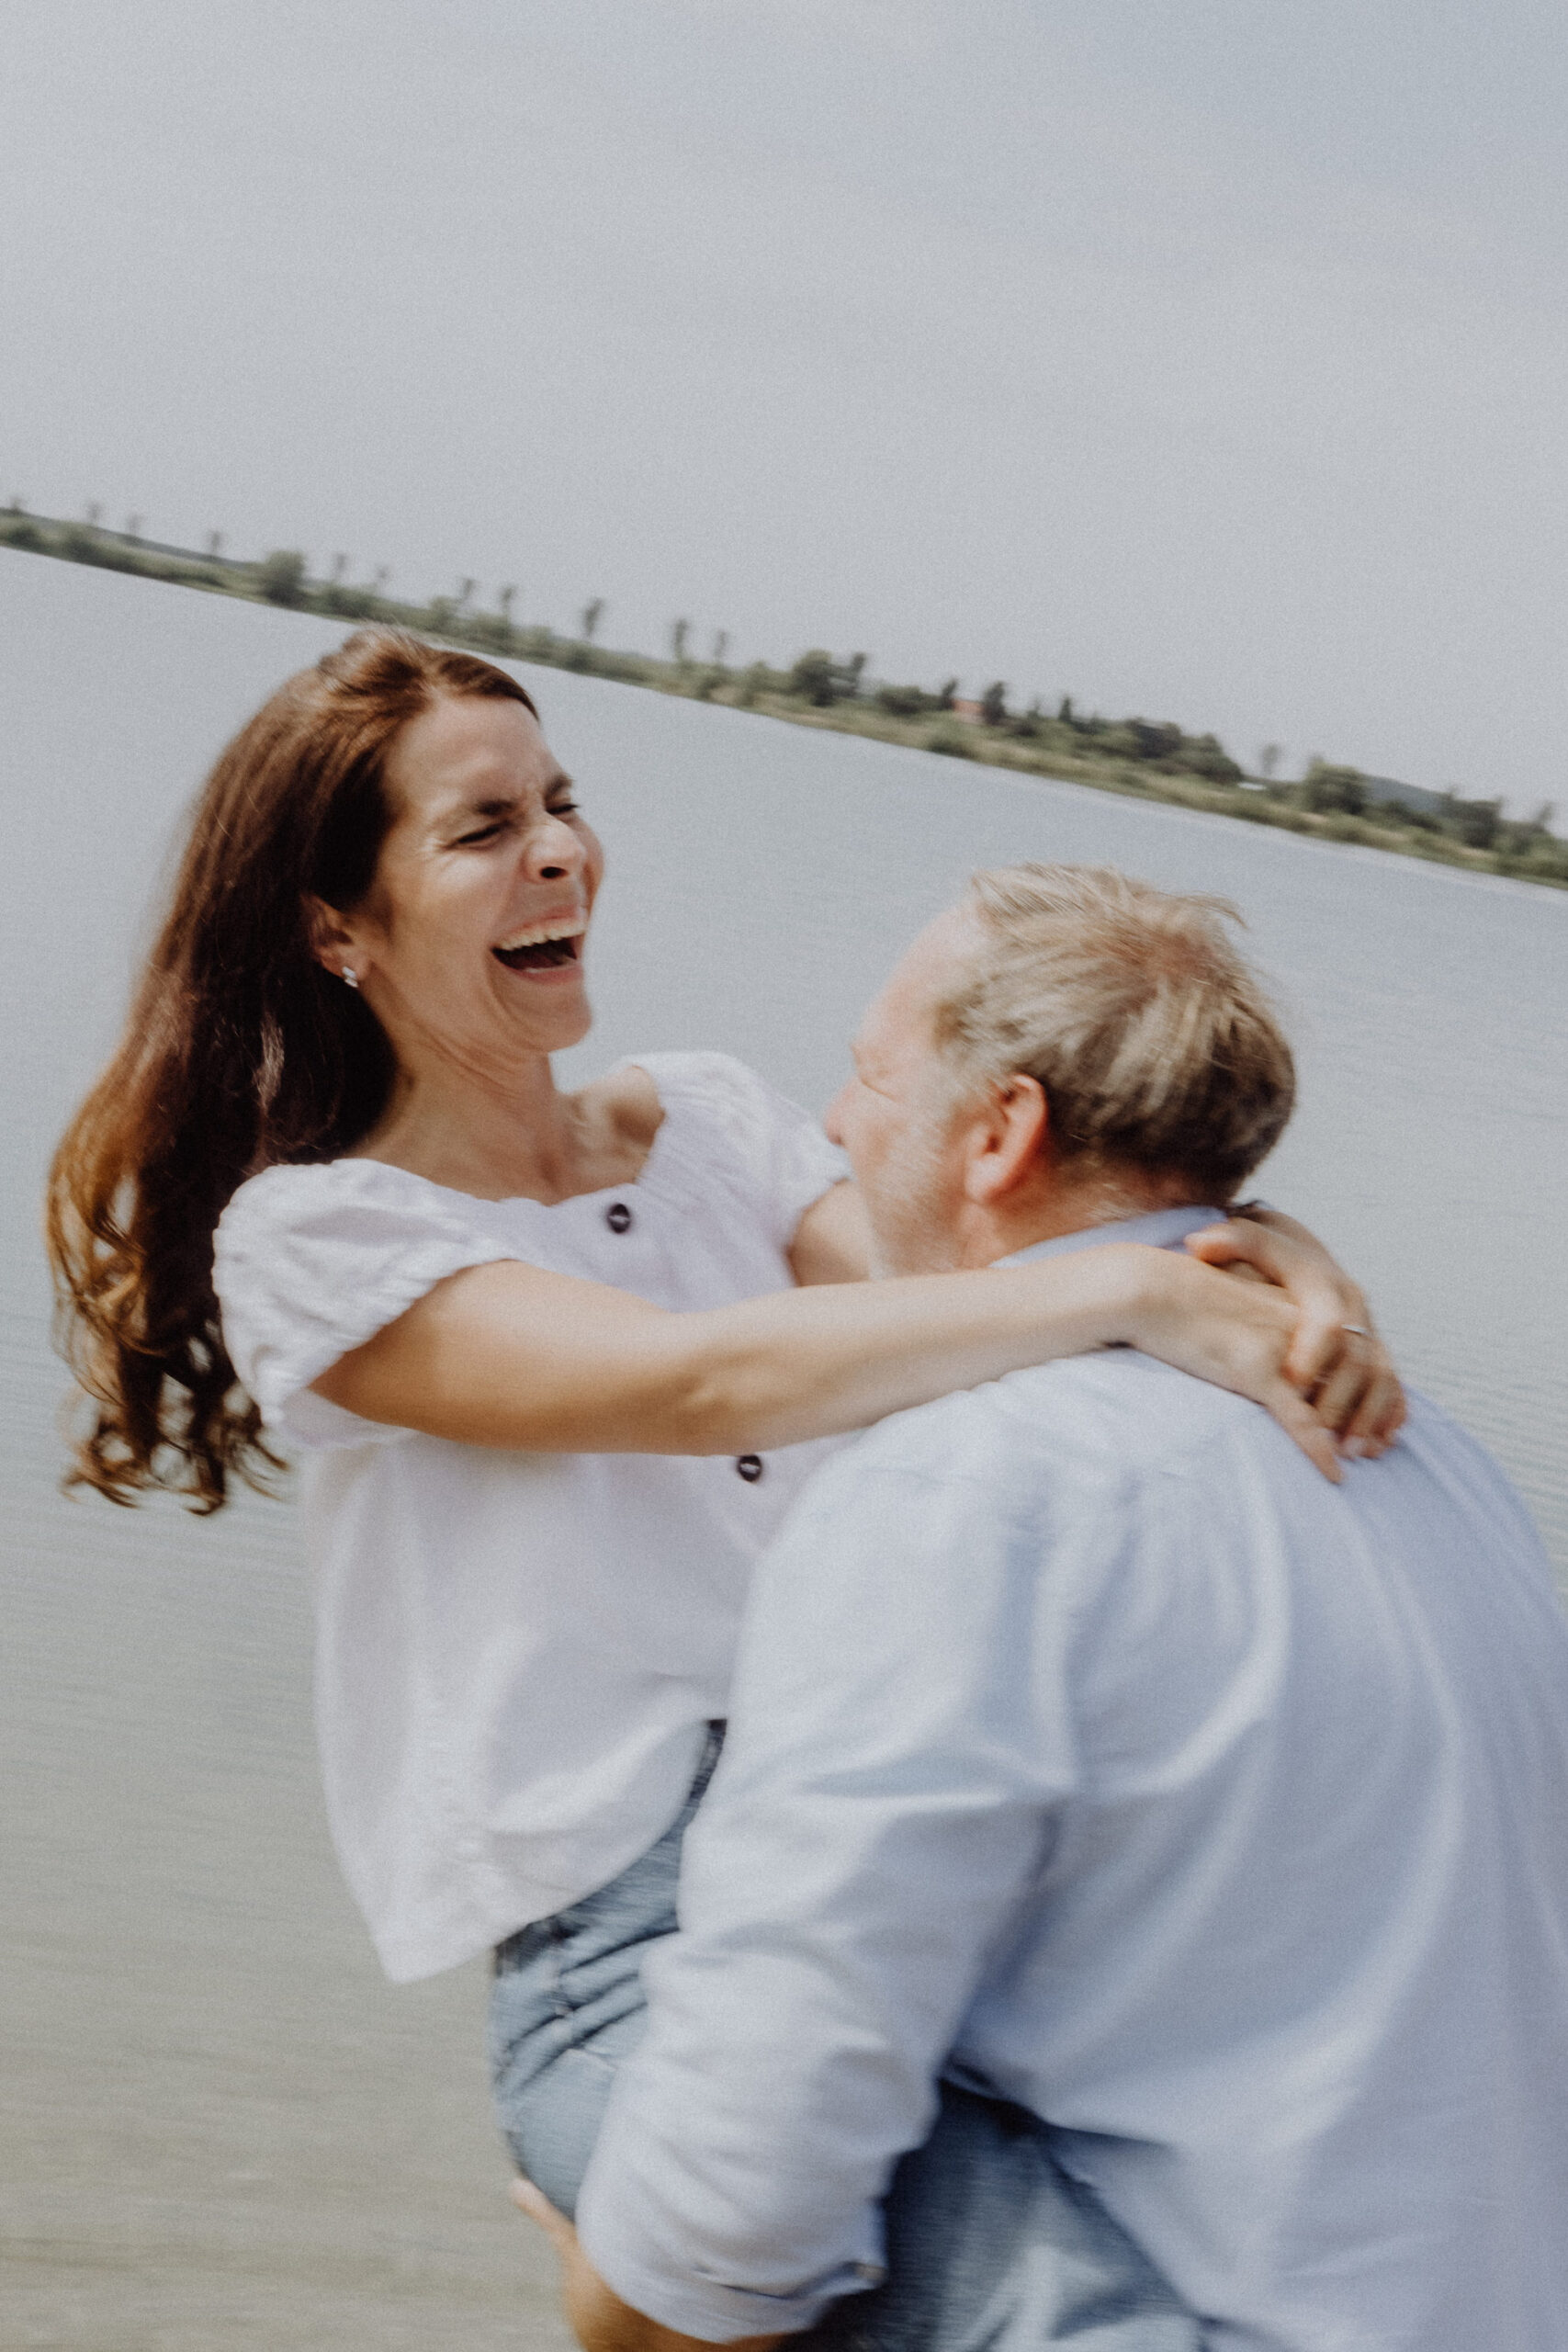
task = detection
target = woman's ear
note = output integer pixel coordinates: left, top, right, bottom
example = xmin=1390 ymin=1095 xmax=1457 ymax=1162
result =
xmin=303 ymin=894 xmax=358 ymax=979
xmin=963 ymin=1074 xmax=1050 ymax=1207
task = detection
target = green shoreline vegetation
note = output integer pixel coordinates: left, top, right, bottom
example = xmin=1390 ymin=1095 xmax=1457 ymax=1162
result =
xmin=6 ymin=504 xmax=1564 ymax=890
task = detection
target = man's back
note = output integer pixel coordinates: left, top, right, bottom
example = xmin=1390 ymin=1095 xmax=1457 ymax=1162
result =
xmin=904 ymin=1359 xmax=1568 ymax=2346
xmin=582 ymin=1353 xmax=1568 ymax=2349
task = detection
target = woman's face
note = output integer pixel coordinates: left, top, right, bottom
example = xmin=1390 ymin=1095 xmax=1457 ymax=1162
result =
xmin=331 ymin=693 xmax=605 ymax=1069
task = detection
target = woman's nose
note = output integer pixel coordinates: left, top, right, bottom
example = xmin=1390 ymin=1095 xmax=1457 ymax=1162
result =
xmin=526 ymin=813 xmax=585 ymax=883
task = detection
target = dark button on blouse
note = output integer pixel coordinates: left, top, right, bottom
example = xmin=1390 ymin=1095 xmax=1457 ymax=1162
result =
xmin=604 ymin=1202 xmax=633 ymax=1234
xmin=735 ymin=1454 xmax=764 ymax=1484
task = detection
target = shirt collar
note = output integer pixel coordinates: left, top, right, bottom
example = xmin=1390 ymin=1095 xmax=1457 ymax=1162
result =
xmin=998 ymin=1204 xmax=1224 ymax=1269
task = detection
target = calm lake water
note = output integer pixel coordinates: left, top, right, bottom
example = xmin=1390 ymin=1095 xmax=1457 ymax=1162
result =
xmin=4 ymin=551 xmax=1565 ymax=2347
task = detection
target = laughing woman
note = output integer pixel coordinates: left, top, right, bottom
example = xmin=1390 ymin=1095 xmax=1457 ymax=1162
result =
xmin=48 ymin=629 xmax=1398 ymax=2223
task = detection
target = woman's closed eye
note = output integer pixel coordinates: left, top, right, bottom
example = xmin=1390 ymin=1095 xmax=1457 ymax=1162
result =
xmin=451 ymin=796 xmax=581 ymax=849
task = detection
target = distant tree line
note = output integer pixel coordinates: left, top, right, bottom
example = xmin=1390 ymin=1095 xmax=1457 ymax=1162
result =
xmin=1266 ymin=760 xmax=1563 ymax=875
xmin=781 ymin=652 xmax=1246 ymax=784
xmin=761 ymin=650 xmax=1564 ymax=878
xmin=3 ymin=502 xmax=1562 ymax=888
xmin=0 ymin=509 xmax=660 ymax=687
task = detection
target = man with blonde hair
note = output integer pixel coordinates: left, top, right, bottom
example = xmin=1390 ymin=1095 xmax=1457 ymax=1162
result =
xmin=552 ymin=866 xmax=1568 ymax=2349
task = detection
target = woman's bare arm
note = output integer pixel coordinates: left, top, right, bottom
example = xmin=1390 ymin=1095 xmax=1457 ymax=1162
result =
xmin=786 ymin=1181 xmax=871 ymax=1286
xmin=311 ymin=1242 xmax=1360 ymax=1479
xmin=790 ymin=1182 xmax=1404 ymax=1447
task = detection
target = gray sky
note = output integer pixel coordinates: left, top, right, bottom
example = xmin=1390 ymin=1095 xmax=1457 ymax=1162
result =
xmin=6 ymin=0 xmax=1567 ymax=802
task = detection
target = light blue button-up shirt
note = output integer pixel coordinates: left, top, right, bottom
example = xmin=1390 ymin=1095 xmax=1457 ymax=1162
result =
xmin=579 ymin=1212 xmax=1568 ymax=2348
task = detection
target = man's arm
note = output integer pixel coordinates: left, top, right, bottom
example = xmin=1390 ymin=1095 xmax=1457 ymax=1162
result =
xmin=574 ymin=1425 xmax=1099 ymax=2342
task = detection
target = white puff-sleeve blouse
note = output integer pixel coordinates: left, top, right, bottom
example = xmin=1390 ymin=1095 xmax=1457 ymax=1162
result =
xmin=213 ymin=1053 xmax=850 ymax=1983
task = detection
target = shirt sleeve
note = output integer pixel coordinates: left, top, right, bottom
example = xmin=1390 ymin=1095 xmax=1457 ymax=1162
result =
xmin=575 ymin=1415 xmax=1099 ymax=2341
xmin=631 ymin=1053 xmax=851 ymax=1252
xmin=212 ymin=1163 xmax=515 ymax=1452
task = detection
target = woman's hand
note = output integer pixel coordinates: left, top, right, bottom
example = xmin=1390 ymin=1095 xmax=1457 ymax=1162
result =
xmin=1183 ymin=1210 xmax=1405 ymax=1457
xmin=1121 ymin=1250 xmax=1360 ymax=1484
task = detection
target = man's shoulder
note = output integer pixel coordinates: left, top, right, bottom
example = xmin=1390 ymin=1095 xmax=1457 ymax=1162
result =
xmin=829 ymin=1365 xmax=1540 ymax=1573
xmin=824 ymin=1351 xmax=1268 ymax=1514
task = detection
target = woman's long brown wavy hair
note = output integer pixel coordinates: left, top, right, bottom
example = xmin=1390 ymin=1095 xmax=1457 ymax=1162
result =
xmin=47 ymin=628 xmax=538 ymax=1512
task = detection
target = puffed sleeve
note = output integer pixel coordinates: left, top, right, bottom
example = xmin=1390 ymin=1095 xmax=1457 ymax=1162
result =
xmin=629 ymin=1052 xmax=850 ymax=1252
xmin=212 ymin=1161 xmax=515 ymax=1451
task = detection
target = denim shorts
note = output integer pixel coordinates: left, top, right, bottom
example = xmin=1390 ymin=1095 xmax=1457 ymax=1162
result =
xmin=796 ymin=2084 xmax=1200 ymax=2351
xmin=488 ymin=1724 xmax=726 ymax=2219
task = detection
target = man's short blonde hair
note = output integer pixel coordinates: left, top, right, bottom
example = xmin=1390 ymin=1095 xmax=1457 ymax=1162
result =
xmin=933 ymin=864 xmax=1295 ymax=1202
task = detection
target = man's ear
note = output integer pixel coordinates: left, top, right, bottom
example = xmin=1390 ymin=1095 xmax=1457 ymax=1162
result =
xmin=961 ymin=1073 xmax=1050 ymax=1206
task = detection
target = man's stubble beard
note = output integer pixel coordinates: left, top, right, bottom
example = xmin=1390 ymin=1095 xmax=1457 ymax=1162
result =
xmin=863 ymin=1107 xmax=968 ymax=1281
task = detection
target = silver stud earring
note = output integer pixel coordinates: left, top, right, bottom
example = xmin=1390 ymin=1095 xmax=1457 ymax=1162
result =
xmin=341 ymin=967 xmax=359 ymax=989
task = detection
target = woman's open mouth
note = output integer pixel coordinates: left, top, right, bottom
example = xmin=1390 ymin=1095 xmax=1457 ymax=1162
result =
xmin=491 ymin=915 xmax=587 ymax=972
